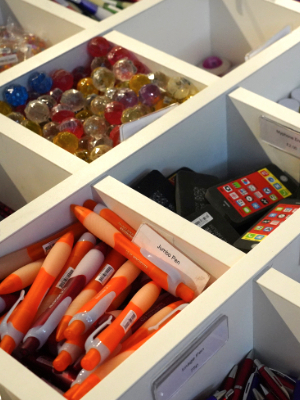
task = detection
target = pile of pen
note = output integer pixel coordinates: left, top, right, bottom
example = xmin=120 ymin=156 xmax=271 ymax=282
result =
xmin=0 ymin=199 xmax=195 ymax=398
xmin=205 ymin=350 xmax=299 ymax=400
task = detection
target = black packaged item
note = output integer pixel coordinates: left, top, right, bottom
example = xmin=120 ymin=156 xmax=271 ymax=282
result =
xmin=175 ymin=170 xmax=219 ymax=217
xmin=186 ymin=205 xmax=240 ymax=245
xmin=167 ymin=167 xmax=194 ymax=186
xmin=132 ymin=170 xmax=176 ymax=211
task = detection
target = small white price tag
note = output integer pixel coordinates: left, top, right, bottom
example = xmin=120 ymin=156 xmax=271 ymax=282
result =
xmin=152 ymin=315 xmax=229 ymax=400
xmin=133 ymin=224 xmax=210 ymax=296
xmin=120 ymin=103 xmax=178 ymax=142
xmin=260 ymin=116 xmax=300 ymax=158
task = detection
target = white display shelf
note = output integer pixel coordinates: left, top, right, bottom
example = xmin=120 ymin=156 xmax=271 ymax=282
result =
xmin=0 ymin=29 xmax=214 ymax=211
xmin=113 ymin=0 xmax=300 ymax=70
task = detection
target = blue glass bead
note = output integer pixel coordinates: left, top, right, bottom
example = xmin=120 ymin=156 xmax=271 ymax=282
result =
xmin=3 ymin=85 xmax=28 ymax=107
xmin=28 ymin=72 xmax=53 ymax=94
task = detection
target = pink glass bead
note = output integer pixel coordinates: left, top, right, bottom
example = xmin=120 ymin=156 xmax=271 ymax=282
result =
xmin=51 ymin=69 xmax=74 ymax=92
xmin=202 ymin=56 xmax=222 ymax=69
xmin=51 ymin=104 xmax=75 ymax=123
xmin=87 ymin=37 xmax=111 ymax=58
xmin=104 ymin=101 xmax=125 ymax=125
xmin=113 ymin=59 xmax=137 ymax=82
xmin=58 ymin=117 xmax=84 ymax=138
xmin=107 ymin=46 xmax=136 ymax=66
xmin=60 ymin=89 xmax=86 ymax=112
xmin=139 ymin=84 xmax=161 ymax=106
xmin=113 ymin=88 xmax=138 ymax=109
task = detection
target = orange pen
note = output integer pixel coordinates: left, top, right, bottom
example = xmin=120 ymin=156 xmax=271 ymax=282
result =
xmin=72 ymin=206 xmax=195 ymax=303
xmin=53 ymin=311 xmax=121 ymax=372
xmin=83 ymin=200 xmax=136 ymax=240
xmin=63 ymin=260 xmax=141 ymax=340
xmin=56 ymin=248 xmax=126 ymax=342
xmin=35 ymin=232 xmax=97 ymax=319
xmin=0 ymin=222 xmax=86 ymax=280
xmin=80 ymin=280 xmax=161 ymax=371
xmin=0 ymin=232 xmax=74 ymax=354
xmin=0 ymin=259 xmax=44 ymax=295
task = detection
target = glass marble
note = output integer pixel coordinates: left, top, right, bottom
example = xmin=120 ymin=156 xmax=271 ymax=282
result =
xmin=150 ymin=71 xmax=169 ymax=91
xmin=89 ymin=144 xmax=112 ymax=161
xmin=83 ymin=115 xmax=110 ymax=138
xmin=25 ymin=100 xmax=50 ymax=123
xmin=51 ymin=69 xmax=74 ymax=92
xmin=21 ymin=119 xmax=42 ymax=135
xmin=91 ymin=67 xmax=115 ymax=92
xmin=60 ymin=89 xmax=86 ymax=112
xmin=90 ymin=96 xmax=110 ymax=115
xmin=113 ymin=88 xmax=138 ymax=109
xmin=107 ymin=46 xmax=136 ymax=66
xmin=129 ymin=74 xmax=151 ymax=94
xmin=0 ymin=100 xmax=12 ymax=115
xmin=75 ymin=149 xmax=91 ymax=163
xmin=104 ymin=88 xmax=118 ymax=101
xmin=37 ymin=94 xmax=57 ymax=110
xmin=113 ymin=59 xmax=137 ymax=82
xmin=43 ymin=121 xmax=59 ymax=141
xmin=28 ymin=72 xmax=52 ymax=94
xmin=133 ymin=60 xmax=150 ymax=74
xmin=49 ymin=88 xmax=63 ymax=103
xmin=104 ymin=101 xmax=125 ymax=125
xmin=4 ymin=84 xmax=28 ymax=106
xmin=51 ymin=104 xmax=75 ymax=123
xmin=91 ymin=57 xmax=111 ymax=72
xmin=109 ymin=125 xmax=120 ymax=147
xmin=139 ymin=84 xmax=161 ymax=106
xmin=7 ymin=112 xmax=26 ymax=123
xmin=72 ymin=66 xmax=90 ymax=87
xmin=87 ymin=37 xmax=111 ymax=58
xmin=59 ymin=117 xmax=84 ymax=138
xmin=121 ymin=104 xmax=150 ymax=123
xmin=77 ymin=77 xmax=98 ymax=97
xmin=167 ymin=77 xmax=196 ymax=100
xmin=53 ymin=131 xmax=78 ymax=153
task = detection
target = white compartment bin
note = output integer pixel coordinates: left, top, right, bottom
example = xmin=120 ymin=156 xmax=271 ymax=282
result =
xmin=113 ymin=0 xmax=300 ymax=71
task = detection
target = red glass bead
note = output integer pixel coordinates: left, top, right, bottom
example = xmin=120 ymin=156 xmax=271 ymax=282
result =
xmin=107 ymin=46 xmax=137 ymax=66
xmin=87 ymin=37 xmax=112 ymax=58
xmin=51 ymin=69 xmax=74 ymax=92
xmin=109 ymin=125 xmax=120 ymax=147
xmin=104 ymin=101 xmax=125 ymax=125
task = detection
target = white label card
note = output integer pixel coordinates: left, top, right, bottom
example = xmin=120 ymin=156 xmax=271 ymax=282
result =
xmin=120 ymin=103 xmax=178 ymax=142
xmin=0 ymin=54 xmax=18 ymax=66
xmin=192 ymin=212 xmax=213 ymax=228
xmin=42 ymin=238 xmax=59 ymax=255
xmin=152 ymin=315 xmax=229 ymax=400
xmin=260 ymin=116 xmax=300 ymax=158
xmin=132 ymin=224 xmax=210 ymax=296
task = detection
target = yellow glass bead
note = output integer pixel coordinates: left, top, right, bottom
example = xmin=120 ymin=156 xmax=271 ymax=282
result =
xmin=121 ymin=104 xmax=150 ymax=123
xmin=89 ymin=144 xmax=112 ymax=161
xmin=53 ymin=131 xmax=79 ymax=153
xmin=0 ymin=101 xmax=12 ymax=115
xmin=7 ymin=112 xmax=26 ymax=124
xmin=21 ymin=120 xmax=42 ymax=135
xmin=77 ymin=77 xmax=98 ymax=97
xmin=129 ymin=74 xmax=151 ymax=94
xmin=75 ymin=108 xmax=93 ymax=122
xmin=75 ymin=149 xmax=91 ymax=163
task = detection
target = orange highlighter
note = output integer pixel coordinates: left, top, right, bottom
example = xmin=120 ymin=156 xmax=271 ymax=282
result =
xmin=80 ymin=280 xmax=161 ymax=371
xmin=72 ymin=206 xmax=195 ymax=303
xmin=0 ymin=232 xmax=74 ymax=354
xmin=0 ymin=258 xmax=44 ymax=295
xmin=0 ymin=222 xmax=86 ymax=280
xmin=83 ymin=200 xmax=136 ymax=240
xmin=63 ymin=259 xmax=141 ymax=340
xmin=35 ymin=232 xmax=97 ymax=318
xmin=55 ymin=248 xmax=126 ymax=342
